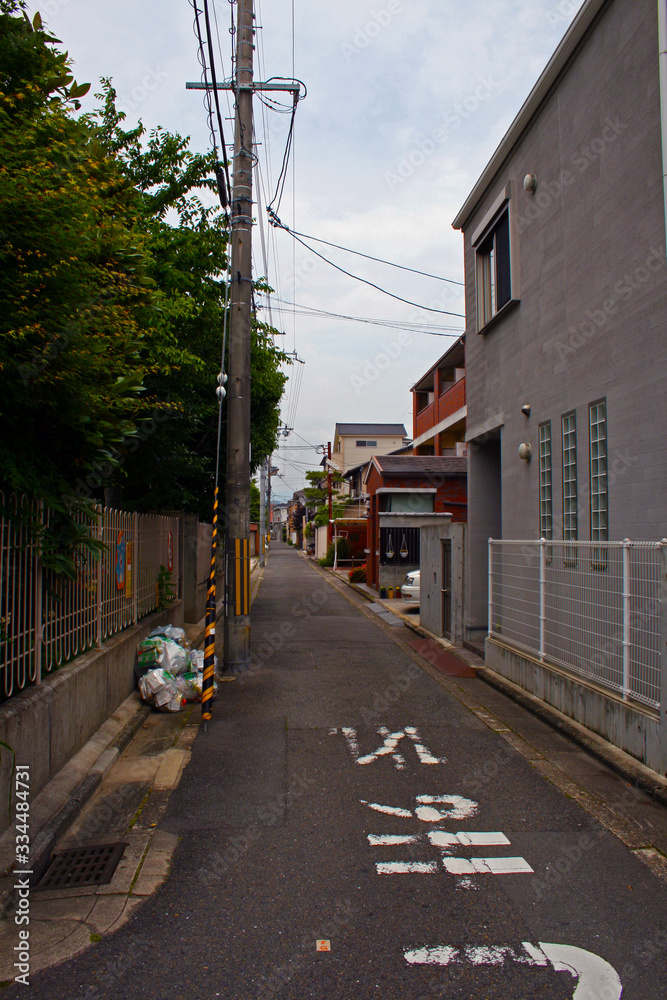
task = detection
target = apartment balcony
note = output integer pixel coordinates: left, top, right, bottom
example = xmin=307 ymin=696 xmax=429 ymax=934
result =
xmin=414 ymin=376 xmax=466 ymax=439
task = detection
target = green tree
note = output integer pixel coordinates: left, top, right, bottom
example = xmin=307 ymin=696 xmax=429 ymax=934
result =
xmin=0 ymin=5 xmax=289 ymax=554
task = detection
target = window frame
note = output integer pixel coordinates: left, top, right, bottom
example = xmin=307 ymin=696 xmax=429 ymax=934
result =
xmin=471 ymin=183 xmax=520 ymax=334
xmin=538 ymin=421 xmax=553 ymax=545
xmin=589 ymin=399 xmax=608 ymax=567
xmin=561 ymin=411 xmax=578 ymax=565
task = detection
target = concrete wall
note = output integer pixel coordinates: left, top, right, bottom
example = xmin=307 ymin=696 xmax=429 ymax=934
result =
xmin=420 ymin=522 xmax=465 ymax=645
xmin=463 ymin=0 xmax=667 ymax=631
xmin=486 ymin=637 xmax=666 ymax=775
xmin=0 ymin=600 xmax=184 ymax=836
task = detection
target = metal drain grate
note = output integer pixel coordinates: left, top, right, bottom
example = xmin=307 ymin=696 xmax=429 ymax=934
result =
xmin=37 ymin=843 xmax=127 ymax=891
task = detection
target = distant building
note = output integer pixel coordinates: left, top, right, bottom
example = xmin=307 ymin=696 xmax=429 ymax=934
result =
xmin=328 ymin=423 xmax=408 ymax=475
xmin=411 ymin=337 xmax=467 ymax=457
xmin=364 ymin=455 xmax=467 ymax=593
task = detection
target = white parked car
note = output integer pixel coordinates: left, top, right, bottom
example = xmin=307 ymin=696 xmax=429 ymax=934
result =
xmin=400 ymin=570 xmax=420 ymax=607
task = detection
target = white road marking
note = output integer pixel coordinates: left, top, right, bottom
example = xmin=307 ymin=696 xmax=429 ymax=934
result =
xmin=414 ymin=794 xmax=479 ymax=822
xmin=368 ymin=834 xmax=419 ymax=846
xmin=377 ymin=862 xmax=438 ymax=874
xmin=341 ymin=726 xmax=446 ymax=769
xmin=428 ymin=831 xmax=511 ymax=850
xmin=440 ymin=857 xmax=534 ymax=875
xmin=361 ymin=801 xmax=412 ymax=818
xmin=404 ymin=942 xmax=623 ymax=999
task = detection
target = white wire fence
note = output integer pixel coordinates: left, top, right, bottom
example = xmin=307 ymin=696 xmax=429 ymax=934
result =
xmin=0 ymin=493 xmax=180 ymax=701
xmin=488 ymin=539 xmax=666 ymax=710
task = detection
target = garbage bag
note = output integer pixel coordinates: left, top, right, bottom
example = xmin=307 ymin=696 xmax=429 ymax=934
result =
xmin=138 ymin=668 xmax=186 ymax=712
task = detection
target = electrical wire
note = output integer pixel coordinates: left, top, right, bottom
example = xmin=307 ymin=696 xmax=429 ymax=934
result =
xmin=268 ymin=223 xmax=464 ymax=285
xmin=269 ymin=224 xmax=465 ymax=317
xmin=263 ymin=297 xmax=464 ymax=337
xmin=202 ymin=0 xmax=232 ymax=200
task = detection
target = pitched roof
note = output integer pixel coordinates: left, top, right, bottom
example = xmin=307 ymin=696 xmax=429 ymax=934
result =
xmin=371 ymin=455 xmax=467 ymax=477
xmin=335 ymin=423 xmax=407 ymax=437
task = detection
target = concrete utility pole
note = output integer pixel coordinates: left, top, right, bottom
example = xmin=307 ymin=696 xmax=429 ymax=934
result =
xmin=223 ymin=0 xmax=255 ymax=671
xmin=187 ymin=3 xmax=301 ymax=672
xmin=327 ymin=442 xmax=333 ymax=547
xmin=259 ymin=459 xmax=267 ymax=568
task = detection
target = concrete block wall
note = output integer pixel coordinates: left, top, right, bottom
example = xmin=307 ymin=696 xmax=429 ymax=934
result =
xmin=486 ymin=637 xmax=666 ymax=776
xmin=0 ymin=600 xmax=184 ymax=837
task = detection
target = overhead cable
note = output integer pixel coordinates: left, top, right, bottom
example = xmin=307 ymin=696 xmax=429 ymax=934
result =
xmin=268 ymin=221 xmax=465 ymax=317
xmin=269 ymin=223 xmax=464 ymax=285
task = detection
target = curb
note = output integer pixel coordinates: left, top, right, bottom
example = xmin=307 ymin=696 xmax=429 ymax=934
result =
xmin=474 ymin=664 xmax=667 ymax=808
xmin=25 ymin=704 xmax=151 ymax=891
xmin=333 ymin=569 xmax=667 ymax=810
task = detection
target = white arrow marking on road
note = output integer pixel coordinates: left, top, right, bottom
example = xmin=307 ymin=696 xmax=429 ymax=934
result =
xmin=339 ymin=726 xmax=446 ymax=769
xmin=540 ymin=943 xmax=623 ymax=1000
xmin=404 ymin=942 xmax=623 ymax=999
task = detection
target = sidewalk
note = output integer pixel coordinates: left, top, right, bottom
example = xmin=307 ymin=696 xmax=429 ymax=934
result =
xmin=0 ymin=557 xmax=264 ymax=982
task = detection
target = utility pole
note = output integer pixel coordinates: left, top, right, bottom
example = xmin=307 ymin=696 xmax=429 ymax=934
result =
xmin=223 ymin=0 xmax=255 ymax=671
xmin=327 ymin=441 xmax=333 ymax=547
xmin=259 ymin=459 xmax=267 ymax=568
xmin=186 ymin=3 xmax=302 ymax=672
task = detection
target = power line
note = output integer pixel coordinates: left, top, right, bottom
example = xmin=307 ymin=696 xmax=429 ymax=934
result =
xmin=269 ymin=223 xmax=464 ymax=285
xmin=268 ymin=222 xmax=465 ymax=317
xmin=264 ymin=297 xmax=464 ymax=337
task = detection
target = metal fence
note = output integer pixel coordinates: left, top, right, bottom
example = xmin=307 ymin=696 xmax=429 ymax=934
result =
xmin=0 ymin=493 xmax=180 ymax=701
xmin=488 ymin=539 xmax=665 ymax=710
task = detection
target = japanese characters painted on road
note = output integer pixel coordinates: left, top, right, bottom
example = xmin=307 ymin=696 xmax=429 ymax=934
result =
xmin=333 ymin=726 xmax=447 ymax=769
xmin=362 ymin=795 xmax=533 ymax=889
xmin=404 ymin=942 xmax=623 ymax=1000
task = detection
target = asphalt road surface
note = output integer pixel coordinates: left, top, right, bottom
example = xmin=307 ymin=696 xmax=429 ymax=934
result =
xmin=10 ymin=541 xmax=667 ymax=999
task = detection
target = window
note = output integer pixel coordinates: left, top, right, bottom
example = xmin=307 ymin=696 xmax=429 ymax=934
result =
xmin=539 ymin=421 xmax=552 ymax=541
xmin=589 ymin=400 xmax=608 ymax=542
xmin=562 ymin=412 xmax=578 ymax=560
xmin=356 ymin=440 xmax=377 ymax=447
xmin=476 ymin=208 xmax=511 ymax=328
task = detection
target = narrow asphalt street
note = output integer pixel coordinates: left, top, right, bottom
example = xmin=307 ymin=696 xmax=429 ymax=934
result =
xmin=7 ymin=540 xmax=667 ymax=999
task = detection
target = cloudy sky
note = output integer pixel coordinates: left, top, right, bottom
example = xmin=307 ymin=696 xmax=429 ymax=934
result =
xmin=26 ymin=0 xmax=584 ymax=500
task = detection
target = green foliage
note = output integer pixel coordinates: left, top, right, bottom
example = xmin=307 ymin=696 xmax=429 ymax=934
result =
xmin=156 ymin=565 xmax=175 ymax=611
xmin=250 ymin=481 xmax=260 ymax=523
xmin=0 ymin=8 xmax=289 ymax=570
xmin=320 ymin=537 xmax=351 ymax=567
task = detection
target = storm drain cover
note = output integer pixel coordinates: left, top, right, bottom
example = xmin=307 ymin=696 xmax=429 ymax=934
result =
xmin=37 ymin=843 xmax=127 ymax=891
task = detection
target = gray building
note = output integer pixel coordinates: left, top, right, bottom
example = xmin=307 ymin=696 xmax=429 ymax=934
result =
xmin=453 ymin=0 xmax=667 ymax=643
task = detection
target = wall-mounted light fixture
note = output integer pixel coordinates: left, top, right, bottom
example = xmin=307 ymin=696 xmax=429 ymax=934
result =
xmin=523 ymin=173 xmax=538 ymax=194
xmin=521 ymin=403 xmax=531 ymax=417
xmin=518 ymin=442 xmax=532 ymax=462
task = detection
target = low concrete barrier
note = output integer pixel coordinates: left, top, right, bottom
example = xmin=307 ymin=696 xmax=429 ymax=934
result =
xmin=0 ymin=600 xmax=184 ymax=837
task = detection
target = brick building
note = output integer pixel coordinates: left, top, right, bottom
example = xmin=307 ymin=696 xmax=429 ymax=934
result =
xmin=363 ymin=455 xmax=467 ymax=592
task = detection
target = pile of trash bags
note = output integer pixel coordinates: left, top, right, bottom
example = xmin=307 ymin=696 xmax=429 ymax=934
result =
xmin=134 ymin=625 xmax=217 ymax=712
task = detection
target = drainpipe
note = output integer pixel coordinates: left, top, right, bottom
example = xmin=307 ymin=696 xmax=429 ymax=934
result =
xmin=659 ymin=0 xmax=667 ymax=244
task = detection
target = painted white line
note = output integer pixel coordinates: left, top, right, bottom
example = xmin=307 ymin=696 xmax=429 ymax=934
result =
xmin=376 ymin=861 xmax=439 ymax=874
xmin=428 ymin=831 xmax=511 ymax=850
xmin=361 ymin=800 xmax=412 ymax=818
xmin=367 ymin=834 xmax=419 ymax=846
xmin=404 ymin=942 xmax=622 ymax=1000
xmin=441 ymin=857 xmax=533 ymax=875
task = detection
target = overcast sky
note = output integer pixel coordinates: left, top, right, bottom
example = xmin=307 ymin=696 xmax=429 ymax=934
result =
xmin=26 ymin=0 xmax=585 ymax=500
